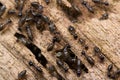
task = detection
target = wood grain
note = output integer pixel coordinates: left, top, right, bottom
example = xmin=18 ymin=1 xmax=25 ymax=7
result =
xmin=0 ymin=0 xmax=120 ymax=80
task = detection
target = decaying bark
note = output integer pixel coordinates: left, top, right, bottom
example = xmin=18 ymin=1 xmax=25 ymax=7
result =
xmin=0 ymin=0 xmax=120 ymax=80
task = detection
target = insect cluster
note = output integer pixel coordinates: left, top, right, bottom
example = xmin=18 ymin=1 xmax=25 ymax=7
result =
xmin=56 ymin=0 xmax=109 ymax=22
xmin=0 ymin=0 xmax=119 ymax=80
xmin=107 ymin=64 xmax=120 ymax=79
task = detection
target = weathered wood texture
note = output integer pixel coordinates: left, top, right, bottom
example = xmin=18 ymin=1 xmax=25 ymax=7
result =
xmin=0 ymin=0 xmax=120 ymax=80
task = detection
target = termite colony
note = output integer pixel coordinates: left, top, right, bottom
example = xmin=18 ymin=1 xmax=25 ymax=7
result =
xmin=0 ymin=0 xmax=120 ymax=80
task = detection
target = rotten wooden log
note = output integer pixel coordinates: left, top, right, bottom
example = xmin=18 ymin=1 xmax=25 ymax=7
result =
xmin=0 ymin=0 xmax=120 ymax=80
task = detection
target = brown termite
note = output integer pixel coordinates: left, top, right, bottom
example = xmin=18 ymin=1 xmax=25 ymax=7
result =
xmin=68 ymin=26 xmax=78 ymax=40
xmin=7 ymin=9 xmax=16 ymax=14
xmin=25 ymin=17 xmax=33 ymax=22
xmin=114 ymin=69 xmax=120 ymax=79
xmin=53 ymin=32 xmax=61 ymax=43
xmin=109 ymin=69 xmax=120 ymax=79
xmin=68 ymin=25 xmax=76 ymax=33
xmin=92 ymin=0 xmax=101 ymax=3
xmin=31 ymin=2 xmax=40 ymax=9
xmin=0 ymin=18 xmax=12 ymax=31
xmin=47 ymin=64 xmax=65 ymax=80
xmin=115 ymin=69 xmax=120 ymax=75
xmin=31 ymin=9 xmax=39 ymax=17
xmin=18 ymin=16 xmax=26 ymax=31
xmin=103 ymin=1 xmax=109 ymax=6
xmin=29 ymin=61 xmax=42 ymax=73
xmin=56 ymin=59 xmax=69 ymax=72
xmin=99 ymin=12 xmax=109 ymax=20
xmin=41 ymin=14 xmax=51 ymax=24
xmin=25 ymin=24 xmax=33 ymax=41
xmin=24 ymin=9 xmax=34 ymax=22
xmin=0 ymin=2 xmax=6 ymax=17
xmin=78 ymin=38 xmax=86 ymax=46
xmin=107 ymin=64 xmax=113 ymax=72
xmin=81 ymin=62 xmax=88 ymax=73
xmin=94 ymin=46 xmax=101 ymax=53
xmin=35 ymin=19 xmax=46 ymax=32
xmin=48 ymin=22 xmax=56 ymax=33
xmin=81 ymin=50 xmax=95 ymax=66
xmin=68 ymin=25 xmax=75 ymax=34
xmin=45 ymin=0 xmax=50 ymax=5
xmin=18 ymin=0 xmax=25 ymax=17
xmin=56 ymin=0 xmax=62 ymax=6
xmin=38 ymin=5 xmax=44 ymax=13
xmin=52 ymin=35 xmax=61 ymax=43
xmin=56 ymin=50 xmax=64 ymax=59
xmin=76 ymin=59 xmax=82 ymax=77
xmin=71 ymin=5 xmax=82 ymax=18
xmin=76 ymin=58 xmax=88 ymax=74
xmin=84 ymin=45 xmax=89 ymax=50
xmin=81 ymin=1 xmax=94 ymax=13
xmin=31 ymin=2 xmax=43 ymax=13
xmin=98 ymin=53 xmax=105 ymax=62
xmin=18 ymin=70 xmax=27 ymax=80
xmin=63 ymin=44 xmax=71 ymax=60
xmin=47 ymin=43 xmax=55 ymax=51
xmin=107 ymin=64 xmax=113 ymax=78
xmin=71 ymin=57 xmax=77 ymax=64
xmin=15 ymin=0 xmax=19 ymax=9
xmin=92 ymin=0 xmax=109 ymax=6
xmin=73 ymin=33 xmax=78 ymax=40
xmin=15 ymin=0 xmax=25 ymax=16
xmin=94 ymin=46 xmax=105 ymax=62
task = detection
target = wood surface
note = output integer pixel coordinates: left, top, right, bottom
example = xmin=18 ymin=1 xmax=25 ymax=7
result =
xmin=0 ymin=0 xmax=120 ymax=80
